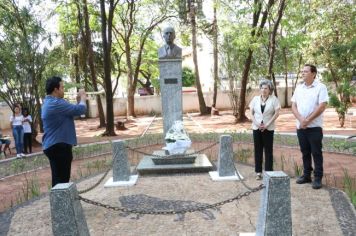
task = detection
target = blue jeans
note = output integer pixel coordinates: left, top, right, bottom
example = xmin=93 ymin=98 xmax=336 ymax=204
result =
xmin=12 ymin=125 xmax=24 ymax=154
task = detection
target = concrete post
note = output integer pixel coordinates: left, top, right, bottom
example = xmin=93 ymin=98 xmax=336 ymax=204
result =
xmin=112 ymin=140 xmax=130 ymax=181
xmin=218 ymin=135 xmax=235 ymax=176
xmin=256 ymin=171 xmax=292 ymax=236
xmin=50 ymin=183 xmax=89 ymax=236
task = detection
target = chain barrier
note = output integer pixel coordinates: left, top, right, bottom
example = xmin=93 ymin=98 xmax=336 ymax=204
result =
xmin=78 ymin=167 xmax=112 ymax=194
xmin=231 ymin=141 xmax=258 ymax=191
xmin=125 ymin=142 xmax=164 ymax=151
xmin=125 ymin=142 xmax=219 ymax=158
xmin=77 ymin=184 xmax=264 ymax=215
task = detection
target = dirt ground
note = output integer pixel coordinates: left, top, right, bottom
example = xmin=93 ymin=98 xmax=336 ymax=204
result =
xmin=0 ymin=108 xmax=355 ymax=213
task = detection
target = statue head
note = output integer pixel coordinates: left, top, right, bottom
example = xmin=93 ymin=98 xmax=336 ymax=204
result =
xmin=162 ymin=27 xmax=176 ymax=45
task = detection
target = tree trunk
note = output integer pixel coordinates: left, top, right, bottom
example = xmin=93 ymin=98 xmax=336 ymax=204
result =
xmin=237 ymin=0 xmax=275 ymax=122
xmin=126 ymin=42 xmax=136 ymax=117
xmin=82 ymin=0 xmax=106 ymax=127
xmin=237 ymin=49 xmax=253 ymax=122
xmin=282 ymin=47 xmax=289 ymax=108
xmin=212 ymin=0 xmax=218 ymax=108
xmin=293 ymin=54 xmax=303 ymax=92
xmin=100 ymin=0 xmax=116 ymax=136
xmin=190 ymin=2 xmax=208 ymax=115
xmin=267 ymin=0 xmax=286 ymax=97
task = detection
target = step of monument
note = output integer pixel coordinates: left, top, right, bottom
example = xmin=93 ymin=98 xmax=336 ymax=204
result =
xmin=137 ymin=154 xmax=214 ymax=175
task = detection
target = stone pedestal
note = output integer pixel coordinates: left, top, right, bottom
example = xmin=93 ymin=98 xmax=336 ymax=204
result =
xmin=256 ymin=171 xmax=292 ymax=236
xmin=159 ymin=59 xmax=183 ymax=137
xmin=209 ymin=135 xmax=243 ymax=181
xmin=105 ymin=140 xmax=138 ymax=187
xmin=50 ymin=183 xmax=89 ymax=236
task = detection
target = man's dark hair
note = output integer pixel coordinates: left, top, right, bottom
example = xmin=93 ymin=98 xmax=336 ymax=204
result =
xmin=304 ymin=64 xmax=317 ymax=74
xmin=46 ymin=76 xmax=62 ymax=95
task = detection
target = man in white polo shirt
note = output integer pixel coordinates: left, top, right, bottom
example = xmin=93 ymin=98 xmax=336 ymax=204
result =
xmin=291 ymin=64 xmax=329 ymax=189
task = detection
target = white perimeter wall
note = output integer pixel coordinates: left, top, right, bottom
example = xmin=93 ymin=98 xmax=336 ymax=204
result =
xmin=0 ymin=88 xmax=292 ymax=129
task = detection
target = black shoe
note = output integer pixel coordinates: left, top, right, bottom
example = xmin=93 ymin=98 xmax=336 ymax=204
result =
xmin=296 ymin=175 xmax=312 ymax=184
xmin=312 ymin=178 xmax=322 ymax=189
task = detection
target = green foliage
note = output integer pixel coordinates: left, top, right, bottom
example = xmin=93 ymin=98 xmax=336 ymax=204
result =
xmin=182 ymin=67 xmax=196 ymax=87
xmin=234 ymin=148 xmax=252 ymax=163
xmin=306 ymin=1 xmax=355 ymax=126
xmin=327 ymin=78 xmax=355 ymax=126
xmin=0 ymin=0 xmax=53 ymax=132
xmin=11 ymin=159 xmax=26 ymax=174
xmin=343 ymin=169 xmax=356 ymax=207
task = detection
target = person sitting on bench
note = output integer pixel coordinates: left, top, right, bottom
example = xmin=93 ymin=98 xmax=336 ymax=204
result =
xmin=0 ymin=129 xmax=11 ymax=157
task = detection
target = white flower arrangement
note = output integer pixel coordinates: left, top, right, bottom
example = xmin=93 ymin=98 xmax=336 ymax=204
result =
xmin=163 ymin=121 xmax=191 ymax=154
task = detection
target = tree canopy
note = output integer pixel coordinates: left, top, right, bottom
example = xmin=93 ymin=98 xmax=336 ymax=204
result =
xmin=0 ymin=0 xmax=354 ymax=132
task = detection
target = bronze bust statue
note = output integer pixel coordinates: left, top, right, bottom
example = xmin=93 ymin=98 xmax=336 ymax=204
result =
xmin=158 ymin=27 xmax=182 ymax=59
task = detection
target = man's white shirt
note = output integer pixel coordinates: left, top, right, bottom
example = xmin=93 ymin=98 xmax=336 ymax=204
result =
xmin=291 ymin=80 xmax=329 ymax=129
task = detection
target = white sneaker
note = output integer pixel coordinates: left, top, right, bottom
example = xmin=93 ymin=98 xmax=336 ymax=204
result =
xmin=20 ymin=153 xmax=26 ymax=157
xmin=256 ymin=173 xmax=262 ymax=180
xmin=16 ymin=154 xmax=21 ymax=158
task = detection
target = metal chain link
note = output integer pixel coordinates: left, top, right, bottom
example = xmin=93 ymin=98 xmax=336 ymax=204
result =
xmin=125 ymin=142 xmax=164 ymax=151
xmin=77 ymin=184 xmax=264 ymax=215
xmin=78 ymin=167 xmax=112 ymax=194
xmin=125 ymin=142 xmax=219 ymax=158
xmin=230 ymin=142 xmax=256 ymax=191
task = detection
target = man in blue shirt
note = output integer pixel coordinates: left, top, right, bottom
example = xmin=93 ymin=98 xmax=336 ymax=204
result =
xmin=42 ymin=76 xmax=87 ymax=187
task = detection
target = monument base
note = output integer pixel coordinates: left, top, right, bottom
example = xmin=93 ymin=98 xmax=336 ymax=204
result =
xmin=137 ymin=153 xmax=213 ymax=175
xmin=151 ymin=150 xmax=196 ymax=165
xmin=209 ymin=171 xmax=244 ymax=181
xmin=104 ymin=175 xmax=138 ymax=187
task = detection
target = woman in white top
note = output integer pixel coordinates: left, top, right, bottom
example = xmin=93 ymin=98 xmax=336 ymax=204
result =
xmin=249 ymin=79 xmax=280 ymax=180
xmin=22 ymin=108 xmax=33 ymax=154
xmin=10 ymin=104 xmax=25 ymax=157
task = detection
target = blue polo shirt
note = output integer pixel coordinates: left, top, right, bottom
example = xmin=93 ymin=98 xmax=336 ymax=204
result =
xmin=41 ymin=95 xmax=86 ymax=150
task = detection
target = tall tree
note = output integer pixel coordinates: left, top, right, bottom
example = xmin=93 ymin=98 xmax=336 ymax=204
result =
xmin=81 ymin=0 xmax=106 ymax=127
xmin=237 ymin=0 xmax=276 ymax=122
xmin=211 ymin=0 xmax=219 ymax=108
xmin=188 ymin=0 xmax=208 ymax=114
xmin=308 ymin=0 xmax=355 ymax=127
xmin=177 ymin=0 xmax=208 ymax=114
xmin=99 ymin=0 xmax=118 ymax=136
xmin=0 ymin=0 xmax=50 ymax=141
xmin=113 ymin=0 xmax=173 ymax=117
xmin=267 ymin=0 xmax=286 ymax=97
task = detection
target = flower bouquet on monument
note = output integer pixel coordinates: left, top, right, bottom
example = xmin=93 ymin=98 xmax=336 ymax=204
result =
xmin=163 ymin=120 xmax=192 ymax=155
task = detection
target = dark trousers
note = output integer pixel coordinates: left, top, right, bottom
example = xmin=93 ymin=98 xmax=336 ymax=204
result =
xmin=44 ymin=143 xmax=73 ymax=187
xmin=296 ymin=127 xmax=323 ymax=178
xmin=253 ymin=129 xmax=274 ymax=173
xmin=23 ymin=133 xmax=32 ymax=153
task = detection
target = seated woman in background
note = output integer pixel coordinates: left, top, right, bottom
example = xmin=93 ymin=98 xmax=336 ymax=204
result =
xmin=0 ymin=129 xmax=11 ymax=157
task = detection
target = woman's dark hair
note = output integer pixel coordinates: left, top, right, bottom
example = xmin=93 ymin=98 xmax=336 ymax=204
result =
xmin=46 ymin=76 xmax=62 ymax=95
xmin=13 ymin=104 xmax=21 ymax=115
xmin=22 ymin=108 xmax=29 ymax=116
